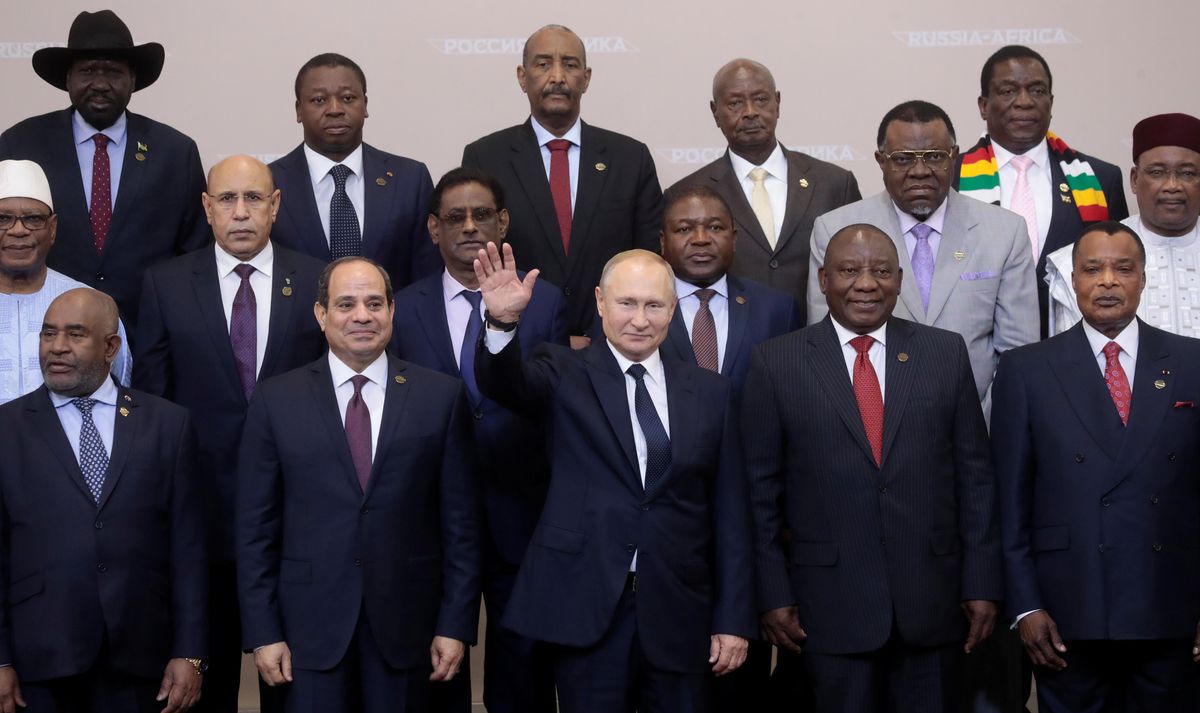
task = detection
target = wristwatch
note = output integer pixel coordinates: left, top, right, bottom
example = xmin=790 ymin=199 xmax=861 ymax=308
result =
xmin=185 ymin=658 xmax=208 ymax=675
xmin=484 ymin=310 xmax=519 ymax=332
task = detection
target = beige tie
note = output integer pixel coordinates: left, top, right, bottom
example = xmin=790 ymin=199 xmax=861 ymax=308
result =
xmin=749 ymin=167 xmax=776 ymax=249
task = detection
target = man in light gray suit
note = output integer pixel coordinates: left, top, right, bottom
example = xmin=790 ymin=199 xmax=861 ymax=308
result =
xmin=808 ymin=100 xmax=1038 ymax=413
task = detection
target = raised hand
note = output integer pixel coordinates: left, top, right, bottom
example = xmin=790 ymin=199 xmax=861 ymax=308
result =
xmin=473 ymin=242 xmax=538 ymax=325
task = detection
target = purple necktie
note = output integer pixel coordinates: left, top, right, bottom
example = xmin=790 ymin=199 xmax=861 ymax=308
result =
xmin=910 ymin=222 xmax=935 ymax=313
xmin=345 ymin=374 xmax=373 ymax=492
xmin=230 ymin=264 xmax=257 ymax=400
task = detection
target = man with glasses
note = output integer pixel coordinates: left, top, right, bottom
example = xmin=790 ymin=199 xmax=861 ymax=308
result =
xmin=0 ymin=159 xmax=131 ymax=404
xmin=808 ymin=100 xmax=1038 ymax=417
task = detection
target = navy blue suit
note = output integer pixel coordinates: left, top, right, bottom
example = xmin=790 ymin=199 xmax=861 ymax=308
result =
xmin=992 ymin=321 xmax=1200 ymax=711
xmin=391 ymin=272 xmax=567 ymax=713
xmin=0 ymin=386 xmax=206 ymax=690
xmin=268 ymin=143 xmax=442 ymax=288
xmin=0 ymin=109 xmax=211 ymax=341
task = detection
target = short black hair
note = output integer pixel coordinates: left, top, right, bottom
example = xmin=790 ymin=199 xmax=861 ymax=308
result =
xmin=661 ymin=184 xmax=733 ymax=229
xmin=428 ymin=167 xmax=506 ymax=217
xmin=317 ymin=257 xmax=393 ymax=308
xmin=876 ymin=100 xmax=956 ymax=150
xmin=1071 ymin=220 xmax=1147 ymax=267
xmin=294 ymin=53 xmax=367 ymax=100
xmin=980 ymin=45 xmax=1053 ymax=97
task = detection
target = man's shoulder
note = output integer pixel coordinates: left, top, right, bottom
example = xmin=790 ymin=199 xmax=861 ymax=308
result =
xmin=1048 ymin=138 xmax=1122 ymax=175
xmin=362 ymin=142 xmax=430 ymax=177
xmin=814 ymin=192 xmax=883 ymax=225
xmin=949 ymin=189 xmax=1024 ymax=226
xmin=124 ymin=111 xmax=199 ymax=150
xmin=581 ymin=122 xmax=650 ymax=149
xmin=1 ymin=108 xmax=70 ymax=138
xmin=673 ymin=155 xmax=728 ymax=187
xmin=781 ymin=145 xmax=857 ymax=180
xmin=731 ymin=274 xmax=793 ymax=304
xmin=272 ymin=243 xmax=327 ymax=276
xmin=121 ymin=385 xmax=191 ymax=424
xmin=393 ymin=271 xmax=442 ymax=307
xmin=463 ymin=124 xmax=530 ymax=154
xmin=145 ymin=248 xmax=206 ymax=281
xmin=267 ymin=144 xmax=306 ymax=172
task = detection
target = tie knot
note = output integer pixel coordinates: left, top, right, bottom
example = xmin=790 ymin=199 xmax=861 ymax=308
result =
xmin=330 ymin=163 xmax=353 ymax=187
xmin=694 ymin=288 xmax=716 ymax=304
xmin=626 ymin=363 xmax=647 ymax=381
xmin=911 ymin=222 xmax=933 ymax=241
xmin=850 ymin=335 xmax=875 ymax=355
xmin=461 ymin=289 xmax=482 ymax=309
xmin=350 ymin=374 xmax=369 ymax=394
xmin=72 ymin=397 xmax=97 ymax=415
xmin=233 ymin=263 xmax=255 ymax=280
xmin=1103 ymin=341 xmax=1122 ymax=361
xmin=1011 ymin=155 xmax=1034 ymax=173
xmin=547 ymin=139 xmax=571 ymax=153
xmin=92 ymin=133 xmax=109 ymax=149
xmin=750 ymin=167 xmax=769 ymax=185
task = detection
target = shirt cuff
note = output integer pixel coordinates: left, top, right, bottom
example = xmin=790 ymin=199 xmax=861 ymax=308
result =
xmin=1011 ymin=609 xmax=1042 ymax=629
xmin=484 ymin=328 xmax=517 ymax=354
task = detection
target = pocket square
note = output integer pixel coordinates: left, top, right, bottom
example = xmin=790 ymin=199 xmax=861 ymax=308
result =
xmin=960 ymin=270 xmax=997 ymax=281
xmin=1175 ymin=400 xmax=1195 ymax=409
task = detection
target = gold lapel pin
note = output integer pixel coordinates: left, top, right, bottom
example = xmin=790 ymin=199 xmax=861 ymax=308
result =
xmin=595 ymin=162 xmax=607 ymax=172
xmin=1154 ymin=379 xmax=1167 ymax=389
xmin=376 ymin=177 xmax=387 ymax=186
xmin=1060 ymin=194 xmax=1073 ymax=204
xmin=137 ymin=141 xmax=148 ymax=152
xmin=799 ymin=178 xmax=809 ymax=188
xmin=134 ymin=153 xmax=146 ymax=162
xmin=953 ymin=250 xmax=966 ymax=261
xmin=1059 ymin=182 xmax=1069 ymax=193
xmin=897 ymin=353 xmax=910 ymax=363
xmin=735 ymin=295 xmax=746 ymax=305
xmin=1162 ymin=369 xmax=1171 ymax=375
xmin=123 ymin=394 xmax=132 ymax=402
xmin=281 ymin=286 xmax=293 ymax=297
xmin=394 ymin=375 xmax=406 ymax=384
xmin=386 ymin=170 xmax=394 ymax=177
xmin=119 ymin=407 xmax=130 ymax=417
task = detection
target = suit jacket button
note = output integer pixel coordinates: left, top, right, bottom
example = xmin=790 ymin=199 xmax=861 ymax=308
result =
xmin=1153 ymin=543 xmax=1163 ymax=552
xmin=1101 ymin=498 xmax=1111 ymax=507
xmin=1098 ymin=544 xmax=1107 ymax=553
xmin=641 ymin=504 xmax=650 ymax=511
xmin=878 ymin=486 xmax=888 ymax=494
xmin=1151 ymin=495 xmax=1161 ymax=504
xmin=360 ymin=506 xmax=368 ymax=514
xmin=474 ymin=410 xmax=483 ymax=420
xmin=94 ymin=520 xmax=103 ymax=529
xmin=1074 ymin=453 xmax=1085 ymax=463
xmin=95 ymin=272 xmax=105 ymax=281
xmin=625 ymin=544 xmax=636 ymax=553
xmin=97 ymin=563 xmax=107 ymax=573
xmin=353 ymin=558 xmax=362 ymax=566
xmin=1168 ymin=453 xmax=1177 ymax=462
xmin=769 ymin=259 xmax=780 ymax=269
xmin=563 ymin=287 xmax=573 ymax=296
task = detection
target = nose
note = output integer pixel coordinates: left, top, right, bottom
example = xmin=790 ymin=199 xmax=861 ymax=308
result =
xmin=692 ymin=227 xmax=713 ymax=245
xmin=852 ymin=270 xmax=879 ymax=291
xmin=908 ymin=157 xmax=934 ymax=177
xmin=326 ymin=97 xmax=346 ymax=116
xmin=461 ymin=213 xmax=478 ymax=234
xmin=630 ymin=306 xmax=650 ymax=329
xmin=547 ymin=58 xmax=567 ymax=83
xmin=349 ymin=301 xmax=372 ymax=323
xmin=233 ymin=196 xmax=251 ymax=220
xmin=5 ymin=219 xmax=30 ymax=237
xmin=48 ymin=331 xmax=71 ymax=354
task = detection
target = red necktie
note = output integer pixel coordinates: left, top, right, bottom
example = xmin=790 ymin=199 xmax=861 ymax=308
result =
xmin=547 ymin=138 xmax=572 ymax=254
xmin=850 ymin=335 xmax=884 ymax=466
xmin=1103 ymin=341 xmax=1131 ymax=426
xmin=90 ymin=134 xmax=112 ymax=253
xmin=345 ymin=374 xmax=373 ymax=492
xmin=691 ymin=288 xmax=718 ymax=372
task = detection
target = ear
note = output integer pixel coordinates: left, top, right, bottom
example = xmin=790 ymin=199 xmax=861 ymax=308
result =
xmin=516 ymin=64 xmax=528 ymax=93
xmin=201 ymin=192 xmax=216 ymax=227
xmin=977 ymin=95 xmax=988 ymax=122
xmin=314 ymin=301 xmax=327 ymax=331
xmin=497 ymin=208 xmax=510 ymax=240
xmin=580 ymin=67 xmax=592 ymax=95
xmin=268 ymin=189 xmax=282 ymax=222
xmin=427 ymin=214 xmax=441 ymax=246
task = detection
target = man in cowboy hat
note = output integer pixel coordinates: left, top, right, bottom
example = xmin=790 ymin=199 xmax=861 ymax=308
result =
xmin=0 ymin=9 xmax=210 ymax=347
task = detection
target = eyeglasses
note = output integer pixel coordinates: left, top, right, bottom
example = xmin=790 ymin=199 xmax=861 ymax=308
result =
xmin=1139 ymin=166 xmax=1200 ymax=185
xmin=439 ymin=207 xmax=498 ymax=227
xmin=207 ymin=192 xmax=271 ymax=210
xmin=881 ymin=150 xmax=954 ymax=172
xmin=0 ymin=213 xmax=52 ymax=231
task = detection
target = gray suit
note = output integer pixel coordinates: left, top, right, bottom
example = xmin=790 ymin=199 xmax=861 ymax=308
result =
xmin=807 ymin=190 xmax=1038 ymax=412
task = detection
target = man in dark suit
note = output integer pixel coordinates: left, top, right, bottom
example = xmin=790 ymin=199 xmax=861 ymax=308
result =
xmin=134 ymin=155 xmax=326 ymax=713
xmin=462 ymin=24 xmax=664 ymax=344
xmin=269 ymin=53 xmax=441 ymax=290
xmin=0 ymin=287 xmax=206 ymax=713
xmin=237 ymin=257 xmax=481 ymax=713
xmin=992 ymin=222 xmax=1200 ymax=712
xmin=954 ymin=45 xmax=1129 ymax=337
xmin=746 ymin=224 xmax=1003 ymax=713
xmin=0 ymin=11 xmax=210 ymax=341
xmin=672 ymin=59 xmax=861 ymax=315
xmin=391 ymin=168 xmax=567 ymax=713
xmin=474 ymin=244 xmax=755 ymax=712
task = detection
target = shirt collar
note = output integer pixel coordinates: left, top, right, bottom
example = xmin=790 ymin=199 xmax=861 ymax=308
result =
xmin=829 ymin=317 xmax=888 ymax=351
xmin=607 ymin=341 xmax=665 ymax=386
xmin=675 ymin=274 xmax=728 ymax=301
xmin=531 ymin=116 xmax=582 ymax=148
xmin=73 ymin=110 xmax=127 ymax=147
xmin=214 ymin=240 xmax=274 ymax=280
xmin=441 ymin=269 xmax=479 ymax=304
xmin=894 ymin=197 xmax=949 ymax=238
xmin=304 ymin=142 xmax=364 ymax=187
xmin=1081 ymin=317 xmax=1139 ymax=362
xmin=727 ymin=142 xmax=786 ymax=181
xmin=1130 ymin=215 xmax=1200 ymax=249
xmin=992 ymin=137 xmax=1049 ymax=171
xmin=328 ymin=349 xmax=389 ymax=388
xmin=48 ymin=373 xmax=120 ymax=408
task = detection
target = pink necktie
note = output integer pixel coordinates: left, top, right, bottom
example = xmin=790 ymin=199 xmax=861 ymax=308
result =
xmin=1010 ymin=155 xmax=1039 ymax=259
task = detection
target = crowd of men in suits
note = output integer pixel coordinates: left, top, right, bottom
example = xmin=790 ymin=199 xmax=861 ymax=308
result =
xmin=0 ymin=8 xmax=1199 ymax=713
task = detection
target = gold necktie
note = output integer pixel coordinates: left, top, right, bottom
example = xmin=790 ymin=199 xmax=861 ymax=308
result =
xmin=750 ymin=167 xmax=776 ymax=249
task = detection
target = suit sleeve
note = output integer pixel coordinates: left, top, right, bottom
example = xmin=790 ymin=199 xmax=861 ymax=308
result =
xmin=132 ymin=270 xmax=172 ymax=397
xmin=991 ymin=216 xmax=1040 ymax=364
xmin=476 ymin=334 xmax=561 ymax=418
xmin=841 ymin=170 xmax=863 ymax=205
xmin=408 ymin=164 xmax=442 ymax=284
xmin=177 ymin=140 xmax=211 ymax=255
xmin=236 ymin=392 xmax=286 ymax=649
xmin=785 ymin=296 xmax=804 ymax=333
xmin=631 ymin=143 xmax=665 ymax=252
xmin=435 ymin=386 xmax=484 ymax=643
xmin=460 ymin=142 xmax=480 ymax=169
xmin=807 ymin=216 xmax=833 ymax=325
xmin=169 ymin=415 xmax=209 ymax=658
xmin=711 ymin=382 xmax=758 ymax=638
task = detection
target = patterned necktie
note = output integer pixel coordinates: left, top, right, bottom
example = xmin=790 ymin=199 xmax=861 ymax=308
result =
xmin=73 ymin=397 xmax=109 ymax=503
xmin=1103 ymin=341 xmax=1131 ymax=426
xmin=910 ymin=222 xmax=935 ymax=313
xmin=850 ymin=336 xmax=884 ymax=467
xmin=1010 ymin=155 xmax=1040 ymax=259
xmin=328 ymin=164 xmax=362 ymax=259
xmin=230 ymin=264 xmax=257 ymax=401
xmin=749 ymin=167 xmax=776 ymax=249
xmin=90 ymin=134 xmax=112 ymax=253
xmin=345 ymin=374 xmax=372 ymax=492
xmin=626 ymin=363 xmax=671 ymax=492
xmin=547 ymin=138 xmax=573 ymax=254
xmin=459 ymin=290 xmax=484 ymax=405
xmin=691 ymin=288 xmax=719 ymax=372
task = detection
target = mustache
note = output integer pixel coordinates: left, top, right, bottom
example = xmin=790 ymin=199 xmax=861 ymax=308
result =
xmin=542 ymin=85 xmax=572 ymax=98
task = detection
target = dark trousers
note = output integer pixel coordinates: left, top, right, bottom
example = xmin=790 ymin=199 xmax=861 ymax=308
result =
xmin=482 ymin=556 xmax=556 ymax=713
xmin=961 ymin=627 xmax=1031 ymax=713
xmin=552 ymin=585 xmax=712 ymax=713
xmin=803 ymin=633 xmax=964 ymax=713
xmin=284 ymin=610 xmax=430 ymax=713
xmin=713 ymin=639 xmax=772 ymax=712
xmin=21 ymin=652 xmax=160 ymax=713
xmin=768 ymin=648 xmax=816 ymax=712
xmin=1034 ymin=638 xmax=1200 ymax=713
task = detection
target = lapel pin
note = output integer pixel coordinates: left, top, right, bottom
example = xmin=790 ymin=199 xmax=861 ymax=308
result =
xmin=134 ymin=153 xmax=146 ymax=162
xmin=953 ymin=250 xmax=966 ymax=261
xmin=1059 ymin=182 xmax=1069 ymax=193
xmin=595 ymin=162 xmax=607 ymax=172
xmin=137 ymin=141 xmax=148 ymax=152
xmin=376 ymin=177 xmax=387 ymax=186
xmin=386 ymin=170 xmax=394 ymax=177
xmin=394 ymin=375 xmax=406 ymax=384
xmin=897 ymin=353 xmax=910 ymax=362
xmin=1060 ymin=194 xmax=1073 ymax=204
xmin=735 ymin=295 xmax=746 ymax=305
xmin=123 ymin=394 xmax=132 ymax=402
xmin=799 ymin=178 xmax=809 ymax=188
xmin=281 ymin=286 xmax=293 ymax=297
xmin=1154 ymin=379 xmax=1167 ymax=389
xmin=119 ymin=407 xmax=130 ymax=417
xmin=1162 ymin=369 xmax=1171 ymax=375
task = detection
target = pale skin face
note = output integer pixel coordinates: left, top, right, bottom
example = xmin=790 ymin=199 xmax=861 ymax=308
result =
xmin=594 ymin=256 xmax=677 ymax=362
xmin=314 ymin=261 xmax=394 ymax=372
xmin=202 ymin=155 xmax=280 ymax=262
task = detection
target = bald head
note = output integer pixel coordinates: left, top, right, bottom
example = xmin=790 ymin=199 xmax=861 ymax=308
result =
xmin=825 ymin=224 xmax=898 ymax=266
xmin=207 ymin=154 xmax=275 ymax=192
xmin=595 ymin=249 xmax=676 ymax=362
xmin=202 ymin=154 xmax=281 ymax=261
xmin=711 ymin=58 xmax=781 ymax=165
xmin=820 ymin=224 xmax=901 ymax=334
xmin=712 ymin=59 xmax=775 ymax=100
xmin=40 ymin=288 xmax=121 ymax=397
xmin=523 ymin=24 xmax=585 ymax=67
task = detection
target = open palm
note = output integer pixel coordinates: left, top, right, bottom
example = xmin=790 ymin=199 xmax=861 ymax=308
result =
xmin=474 ymin=242 xmax=539 ymax=323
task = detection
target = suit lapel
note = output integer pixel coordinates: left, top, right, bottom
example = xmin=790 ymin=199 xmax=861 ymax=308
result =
xmin=25 ymin=387 xmax=94 ymax=504
xmin=722 ymin=277 xmax=750 ymax=379
xmin=308 ymin=359 xmax=364 ymax=496
xmin=190 ymin=250 xmax=246 ymax=399
xmin=808 ymin=319 xmax=878 ymax=467
xmin=873 ymin=194 xmax=924 ymax=322
xmin=774 ymin=148 xmax=816 ymax=253
xmin=652 ymin=357 xmax=694 ymax=500
xmin=1048 ymin=324 xmax=1123 ymax=460
xmin=413 ymin=278 xmax=459 ymax=375
xmin=361 ymin=145 xmax=396 ymax=251
xmin=924 ymin=193 xmax=974 ymax=324
xmin=52 ymin=109 xmax=91 ymax=219
xmin=96 ymin=386 xmax=136 ymax=511
xmin=665 ymin=310 xmax=696 ymax=366
xmin=568 ymin=123 xmax=610 ymax=280
xmin=260 ymin=248 xmax=300 ymax=379
xmin=879 ymin=319 xmax=917 ymax=470
xmin=709 ymin=152 xmax=772 ymax=254
xmin=584 ymin=345 xmax=641 ymax=493
xmin=509 ymin=121 xmax=567 ymax=269
xmin=365 ymin=357 xmax=412 ymax=498
xmin=277 ymin=146 xmax=332 ymax=260
xmin=1109 ymin=323 xmax=1174 ymax=489
xmin=104 ymin=112 xmax=151 ymax=256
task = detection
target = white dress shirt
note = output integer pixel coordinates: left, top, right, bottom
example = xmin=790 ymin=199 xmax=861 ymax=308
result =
xmin=993 ymin=139 xmax=1052 ymax=253
xmin=442 ymin=270 xmax=484 ymax=369
xmin=728 ymin=143 xmax=788 ymax=243
xmin=304 ymin=143 xmax=366 ymax=244
xmin=215 ymin=242 xmax=274 ymax=378
xmin=674 ymin=275 xmax=730 ymax=371
xmin=1081 ymin=317 xmax=1138 ymax=391
xmin=530 ymin=116 xmax=582 ymax=209
xmin=328 ymin=351 xmax=388 ymax=460
xmin=72 ymin=110 xmax=127 ymax=211
xmin=893 ymin=198 xmax=948 ymax=267
xmin=48 ymin=375 xmax=119 ymax=463
xmin=830 ymin=318 xmax=888 ymax=401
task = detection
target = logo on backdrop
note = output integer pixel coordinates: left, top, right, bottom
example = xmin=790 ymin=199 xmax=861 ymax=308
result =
xmin=893 ymin=28 xmax=1081 ymax=48
xmin=0 ymin=42 xmax=63 ymax=58
xmin=428 ymin=36 xmax=639 ymax=56
xmin=655 ymin=145 xmax=866 ymax=166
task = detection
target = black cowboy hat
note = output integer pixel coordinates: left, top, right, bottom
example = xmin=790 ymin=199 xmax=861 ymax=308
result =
xmin=32 ymin=10 xmax=165 ymax=91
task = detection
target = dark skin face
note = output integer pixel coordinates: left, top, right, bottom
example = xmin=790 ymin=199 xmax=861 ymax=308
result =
xmin=428 ymin=182 xmax=510 ymax=288
xmin=296 ymin=65 xmax=368 ymax=162
xmin=1071 ymin=230 xmax=1146 ymax=339
xmin=1131 ymin=145 xmax=1200 ymax=237
xmin=659 ymin=195 xmax=737 ymax=287
xmin=66 ymin=57 xmax=135 ymax=130
xmin=39 ymin=289 xmax=120 ymax=397
xmin=0 ymin=197 xmax=56 ymax=285
xmin=979 ymin=57 xmax=1053 ymax=155
xmin=517 ymin=28 xmax=591 ymax=136
xmin=710 ymin=62 xmax=780 ymax=166
xmin=876 ymin=119 xmax=957 ymax=219
xmin=819 ymin=227 xmax=902 ymax=334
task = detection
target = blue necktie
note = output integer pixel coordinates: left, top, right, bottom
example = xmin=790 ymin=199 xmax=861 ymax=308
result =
xmin=459 ymin=290 xmax=483 ymax=406
xmin=73 ymin=397 xmax=109 ymax=504
xmin=328 ymin=164 xmax=362 ymax=259
xmin=626 ymin=363 xmax=671 ymax=492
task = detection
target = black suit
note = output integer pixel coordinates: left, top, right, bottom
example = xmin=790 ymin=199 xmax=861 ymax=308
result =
xmin=133 ymin=243 xmax=326 ymax=712
xmin=0 ymin=109 xmax=210 ymax=341
xmin=462 ymin=119 xmax=664 ymax=335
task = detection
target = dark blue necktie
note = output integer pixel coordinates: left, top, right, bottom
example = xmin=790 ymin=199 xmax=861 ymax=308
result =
xmin=328 ymin=164 xmax=362 ymax=259
xmin=626 ymin=363 xmax=671 ymax=492
xmin=459 ymin=290 xmax=483 ymax=406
